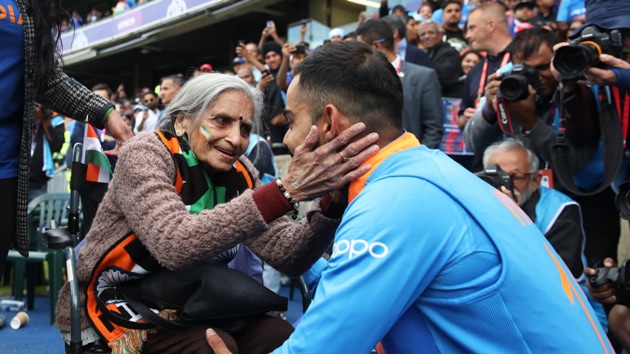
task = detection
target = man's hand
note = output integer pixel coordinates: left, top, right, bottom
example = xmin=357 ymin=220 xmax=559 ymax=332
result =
xmin=484 ymin=72 xmax=502 ymax=114
xmin=282 ymin=42 xmax=296 ymax=58
xmin=457 ymin=107 xmax=477 ymax=130
xmin=581 ymin=54 xmax=630 ymax=86
xmin=256 ymin=71 xmax=274 ymax=91
xmin=585 ymin=257 xmax=618 ymax=305
xmin=500 ymin=85 xmax=538 ymax=131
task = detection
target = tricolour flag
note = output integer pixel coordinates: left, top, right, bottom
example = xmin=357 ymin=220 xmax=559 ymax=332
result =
xmin=82 ymin=124 xmax=112 ymax=183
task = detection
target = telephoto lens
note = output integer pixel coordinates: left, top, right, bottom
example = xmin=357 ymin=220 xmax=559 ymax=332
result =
xmin=552 ymin=43 xmax=600 ymax=82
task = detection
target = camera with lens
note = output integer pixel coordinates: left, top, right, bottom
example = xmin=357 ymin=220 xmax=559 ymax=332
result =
xmin=552 ymin=25 xmax=624 ymax=82
xmin=475 ymin=164 xmax=515 ymax=193
xmin=498 ymin=63 xmax=541 ymax=101
xmin=590 ymin=258 xmax=630 ymax=306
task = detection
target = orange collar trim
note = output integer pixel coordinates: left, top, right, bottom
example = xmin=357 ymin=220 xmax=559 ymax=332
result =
xmin=348 ymin=132 xmax=420 ymax=203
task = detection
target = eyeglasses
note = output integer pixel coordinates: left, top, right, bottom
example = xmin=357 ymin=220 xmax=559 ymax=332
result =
xmin=371 ymin=38 xmax=386 ymax=46
xmin=510 ymin=172 xmax=533 ymax=182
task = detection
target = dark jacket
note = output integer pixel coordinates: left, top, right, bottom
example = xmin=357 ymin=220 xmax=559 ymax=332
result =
xmin=427 ymin=41 xmax=463 ymax=98
xmin=405 ymin=45 xmax=434 ymax=69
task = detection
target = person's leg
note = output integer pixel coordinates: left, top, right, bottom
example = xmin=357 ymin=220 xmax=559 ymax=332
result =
xmin=233 ymin=315 xmax=294 ymax=354
xmin=0 ymin=178 xmax=18 ymax=276
xmin=144 ymin=325 xmax=238 ymax=354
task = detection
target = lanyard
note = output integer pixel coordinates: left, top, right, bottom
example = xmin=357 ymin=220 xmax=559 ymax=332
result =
xmin=477 ymin=53 xmax=511 ymax=97
xmin=612 ymin=86 xmax=629 ymax=147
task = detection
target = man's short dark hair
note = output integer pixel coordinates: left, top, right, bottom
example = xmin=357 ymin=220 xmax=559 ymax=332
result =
xmin=293 ymin=41 xmax=403 ymax=131
xmin=443 ymin=0 xmax=462 ymax=10
xmin=356 ymin=19 xmax=396 ymax=51
xmin=510 ymin=27 xmax=560 ymax=61
xmin=381 ymin=15 xmax=407 ymax=40
xmin=91 ymin=83 xmax=112 ymax=97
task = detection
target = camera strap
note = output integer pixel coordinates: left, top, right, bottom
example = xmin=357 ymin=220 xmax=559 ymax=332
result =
xmin=551 ymin=87 xmax=624 ymax=196
xmin=612 ymin=87 xmax=629 ymax=148
xmin=495 ymin=94 xmax=516 ymax=135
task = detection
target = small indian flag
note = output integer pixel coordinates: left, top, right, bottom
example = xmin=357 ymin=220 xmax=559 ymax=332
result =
xmin=82 ymin=124 xmax=112 ymax=183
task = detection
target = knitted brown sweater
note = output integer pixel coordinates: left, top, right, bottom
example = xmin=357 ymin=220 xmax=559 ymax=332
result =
xmin=55 ymin=132 xmax=340 ymax=332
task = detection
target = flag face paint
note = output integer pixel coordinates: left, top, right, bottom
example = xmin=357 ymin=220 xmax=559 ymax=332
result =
xmin=199 ymin=125 xmax=212 ymax=141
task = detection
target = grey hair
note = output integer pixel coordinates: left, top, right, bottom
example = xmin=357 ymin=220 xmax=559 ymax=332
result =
xmin=482 ymin=139 xmax=539 ymax=174
xmin=160 ymin=73 xmax=264 ymax=135
xmin=419 ymin=19 xmax=443 ymax=33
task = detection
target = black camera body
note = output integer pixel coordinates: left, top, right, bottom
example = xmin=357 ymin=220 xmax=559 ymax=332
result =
xmin=498 ymin=63 xmax=541 ymax=101
xmin=553 ymin=25 xmax=624 ymax=82
xmin=475 ymin=164 xmax=515 ymax=193
xmin=590 ymin=258 xmax=630 ymax=306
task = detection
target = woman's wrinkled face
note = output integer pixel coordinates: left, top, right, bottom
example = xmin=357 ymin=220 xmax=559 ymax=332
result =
xmin=175 ymin=90 xmax=254 ymax=172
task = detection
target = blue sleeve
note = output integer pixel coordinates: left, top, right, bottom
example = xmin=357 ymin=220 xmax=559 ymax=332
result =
xmin=272 ymin=178 xmax=458 ymax=353
xmin=612 ymin=68 xmax=630 ymax=92
xmin=556 ymin=0 xmax=570 ymax=22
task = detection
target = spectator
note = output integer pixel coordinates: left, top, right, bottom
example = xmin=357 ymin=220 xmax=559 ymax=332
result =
xmin=511 ymin=0 xmax=536 ymax=34
xmin=113 ymin=0 xmax=130 ymax=16
xmin=276 ymin=42 xmax=307 ymax=92
xmin=556 ymin=0 xmax=586 ymax=38
xmin=134 ymin=91 xmax=160 ymax=134
xmin=356 ymin=19 xmax=443 ymax=148
xmin=329 ymin=28 xmax=344 ymax=42
xmin=458 ymin=2 xmax=513 ymax=146
xmin=86 ymin=7 xmax=102 ymax=24
xmin=29 ymin=104 xmax=65 ymax=201
xmin=441 ymin=0 xmax=469 ymax=52
xmin=69 ymin=10 xmax=83 ymax=28
xmin=258 ymin=20 xmax=283 ymax=50
xmin=419 ymin=20 xmax=463 ymax=97
xmin=232 ymin=56 xmax=246 ymax=74
xmin=382 ymin=14 xmax=434 ymax=68
xmin=405 ymin=13 xmax=422 ymax=48
xmin=418 ymin=2 xmax=434 ymax=20
xmin=530 ymin=0 xmax=557 ymax=26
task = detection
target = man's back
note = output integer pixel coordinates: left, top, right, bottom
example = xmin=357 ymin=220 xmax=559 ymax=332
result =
xmin=277 ymin=145 xmax=612 ymax=353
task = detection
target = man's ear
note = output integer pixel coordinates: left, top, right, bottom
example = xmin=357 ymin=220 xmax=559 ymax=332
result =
xmin=392 ymin=28 xmax=400 ymax=40
xmin=531 ymin=171 xmax=543 ymax=191
xmin=319 ymin=104 xmax=343 ymax=143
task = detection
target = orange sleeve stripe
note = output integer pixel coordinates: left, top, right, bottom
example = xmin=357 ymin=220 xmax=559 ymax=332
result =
xmin=543 ymin=243 xmax=611 ymax=353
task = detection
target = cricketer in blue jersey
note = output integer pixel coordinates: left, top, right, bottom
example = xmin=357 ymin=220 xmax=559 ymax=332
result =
xmin=207 ymin=41 xmax=612 ymax=354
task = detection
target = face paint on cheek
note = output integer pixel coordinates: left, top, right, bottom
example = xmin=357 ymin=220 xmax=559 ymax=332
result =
xmin=198 ymin=125 xmax=212 ymax=141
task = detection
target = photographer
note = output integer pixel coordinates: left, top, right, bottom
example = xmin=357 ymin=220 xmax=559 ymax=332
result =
xmin=482 ymin=139 xmax=607 ymax=327
xmin=586 ymin=258 xmax=630 ymax=351
xmin=548 ymin=0 xmax=630 ymax=265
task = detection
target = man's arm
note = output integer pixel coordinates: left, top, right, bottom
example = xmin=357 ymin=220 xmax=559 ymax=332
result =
xmin=419 ymin=69 xmax=444 ymax=149
xmin=276 ymin=43 xmax=295 ymax=92
xmin=463 ymin=107 xmax=502 ymax=154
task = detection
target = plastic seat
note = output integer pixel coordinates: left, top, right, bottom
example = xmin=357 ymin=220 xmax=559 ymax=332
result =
xmin=6 ymin=192 xmax=71 ymax=325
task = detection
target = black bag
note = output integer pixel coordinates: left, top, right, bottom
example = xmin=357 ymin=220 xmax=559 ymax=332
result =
xmin=105 ymin=263 xmax=288 ymax=332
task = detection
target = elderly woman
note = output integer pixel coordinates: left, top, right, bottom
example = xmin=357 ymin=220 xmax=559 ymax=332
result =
xmin=55 ymin=73 xmax=378 ymax=353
